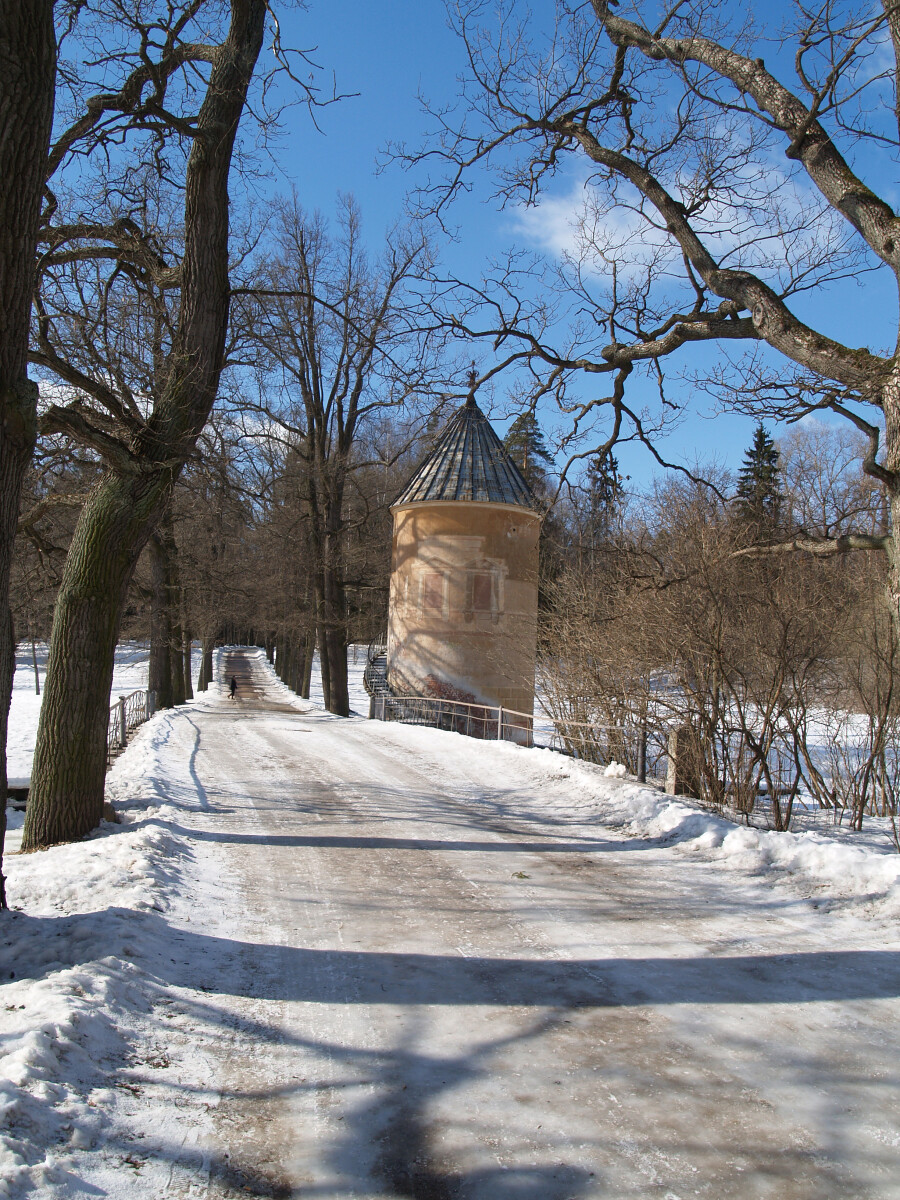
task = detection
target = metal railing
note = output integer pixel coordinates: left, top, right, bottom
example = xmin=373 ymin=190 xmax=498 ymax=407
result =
xmin=107 ymin=689 xmax=155 ymax=762
xmin=370 ymin=693 xmax=537 ymax=745
xmin=363 ymin=643 xmax=390 ymax=706
xmin=370 ymin=689 xmax=672 ymax=773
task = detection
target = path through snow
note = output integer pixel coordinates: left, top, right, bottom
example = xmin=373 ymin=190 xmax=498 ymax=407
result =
xmin=3 ymin=649 xmax=900 ymax=1197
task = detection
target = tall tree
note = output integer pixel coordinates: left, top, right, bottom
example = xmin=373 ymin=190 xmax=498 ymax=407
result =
xmin=408 ymin=0 xmax=900 ymax=636
xmin=503 ymin=411 xmax=554 ymax=497
xmin=240 ymin=196 xmax=437 ymax=716
xmin=0 ymin=2 xmax=56 ymax=906
xmin=22 ymin=0 xmax=268 ymax=850
xmin=736 ymin=424 xmax=782 ymax=529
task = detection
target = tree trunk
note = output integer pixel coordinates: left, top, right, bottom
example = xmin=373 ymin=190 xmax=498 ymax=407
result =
xmin=182 ymin=629 xmax=194 ymax=700
xmin=22 ymin=0 xmax=266 ymax=850
xmin=293 ymin=633 xmax=308 ymax=696
xmin=156 ymin=515 xmax=186 ymax=705
xmin=199 ymin=636 xmax=214 ymax=691
xmin=23 ymin=477 xmax=162 ymax=845
xmin=300 ymin=629 xmax=314 ymax=699
xmin=0 ymin=2 xmax=56 ymax=902
xmin=322 ymin=498 xmax=349 ymax=715
xmin=292 ymin=638 xmax=304 ymax=693
xmin=148 ymin=531 xmax=175 ymax=710
xmin=170 ymin=603 xmax=186 ymax=706
xmin=884 ymin=374 xmax=900 ymax=632
xmin=316 ymin=578 xmax=332 ymax=711
xmin=323 ymin=566 xmax=349 ymax=716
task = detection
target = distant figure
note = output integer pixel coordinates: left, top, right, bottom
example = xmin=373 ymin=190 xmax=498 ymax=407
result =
xmin=229 ymin=675 xmax=237 ymax=700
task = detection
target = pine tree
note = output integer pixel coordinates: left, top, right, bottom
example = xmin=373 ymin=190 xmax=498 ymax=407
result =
xmin=586 ymin=450 xmax=624 ymax=541
xmin=736 ymin=423 xmax=783 ymax=528
xmin=503 ymin=411 xmax=554 ymax=496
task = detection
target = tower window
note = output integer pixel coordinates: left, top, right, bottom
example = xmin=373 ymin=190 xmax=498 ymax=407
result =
xmin=466 ymin=569 xmax=500 ymax=623
xmin=422 ymin=572 xmax=445 ymax=616
xmin=471 ymin=572 xmax=493 ymax=612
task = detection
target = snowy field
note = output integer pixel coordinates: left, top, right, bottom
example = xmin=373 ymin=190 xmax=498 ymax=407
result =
xmin=7 ymin=643 xmax=155 ymax=789
xmin=1 ymin=646 xmax=900 ymax=1195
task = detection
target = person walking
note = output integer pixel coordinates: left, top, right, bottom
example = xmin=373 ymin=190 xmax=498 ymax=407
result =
xmin=229 ymin=675 xmax=237 ymax=700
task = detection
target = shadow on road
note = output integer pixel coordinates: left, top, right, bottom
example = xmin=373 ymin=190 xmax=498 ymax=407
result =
xmin=9 ymin=906 xmax=897 ymax=1197
xmin=8 ymin=909 xmax=900 ymax=1007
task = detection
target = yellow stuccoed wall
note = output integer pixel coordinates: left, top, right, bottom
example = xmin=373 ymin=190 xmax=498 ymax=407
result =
xmin=387 ymin=500 xmax=542 ymax=716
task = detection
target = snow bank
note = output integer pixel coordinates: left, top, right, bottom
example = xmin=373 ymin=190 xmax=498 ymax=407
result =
xmin=585 ymin=768 xmax=900 ymax=911
xmin=0 ymin=808 xmax=183 ymax=1194
xmin=0 ymin=653 xmax=225 ymax=1197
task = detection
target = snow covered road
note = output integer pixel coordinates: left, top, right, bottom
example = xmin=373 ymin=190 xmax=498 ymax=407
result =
xmin=4 ymin=648 xmax=900 ymax=1197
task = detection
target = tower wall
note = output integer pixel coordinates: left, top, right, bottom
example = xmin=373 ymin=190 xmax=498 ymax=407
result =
xmin=387 ymin=500 xmax=541 ymax=715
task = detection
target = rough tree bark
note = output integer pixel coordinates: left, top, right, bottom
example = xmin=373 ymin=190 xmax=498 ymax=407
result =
xmin=322 ymin=492 xmax=350 ymax=716
xmin=22 ymin=0 xmax=266 ymax=849
xmin=147 ymin=514 xmax=188 ymax=708
xmin=182 ymin=628 xmax=194 ymax=700
xmin=196 ymin=633 xmax=215 ymax=691
xmin=0 ymin=2 xmax=56 ymax=903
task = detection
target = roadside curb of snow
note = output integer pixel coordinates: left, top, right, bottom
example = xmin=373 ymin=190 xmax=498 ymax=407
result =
xmin=592 ymin=771 xmax=900 ymax=914
xmin=0 ymin=697 xmax=220 ymax=1197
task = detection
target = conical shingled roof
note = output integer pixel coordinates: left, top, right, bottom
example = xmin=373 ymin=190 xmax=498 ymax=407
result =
xmin=394 ymin=397 xmax=536 ymax=509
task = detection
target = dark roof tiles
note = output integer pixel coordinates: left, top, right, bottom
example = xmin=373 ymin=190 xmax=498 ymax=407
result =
xmin=394 ymin=398 xmax=536 ymax=509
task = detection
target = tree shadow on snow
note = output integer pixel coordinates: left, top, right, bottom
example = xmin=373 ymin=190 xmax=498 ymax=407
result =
xmin=6 ymin=908 xmax=900 ymax=1198
xmin=7 ymin=908 xmax=900 ymax=1006
xmin=159 ymin=823 xmax=639 ymax=856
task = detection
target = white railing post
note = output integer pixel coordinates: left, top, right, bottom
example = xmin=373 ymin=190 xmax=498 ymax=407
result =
xmin=118 ymin=696 xmax=127 ymax=748
xmin=497 ymin=706 xmax=504 ymax=740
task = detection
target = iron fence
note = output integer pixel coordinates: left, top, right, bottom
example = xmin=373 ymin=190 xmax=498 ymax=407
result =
xmin=371 ymin=693 xmax=535 ymax=745
xmin=370 ymin=692 xmax=666 ymax=765
xmin=107 ymin=689 xmax=155 ymax=762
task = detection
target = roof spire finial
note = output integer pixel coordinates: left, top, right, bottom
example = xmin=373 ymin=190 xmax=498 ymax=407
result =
xmin=466 ymin=363 xmax=477 ymax=407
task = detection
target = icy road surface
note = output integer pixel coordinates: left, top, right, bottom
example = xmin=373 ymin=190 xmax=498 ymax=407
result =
xmin=4 ymin=647 xmax=900 ymax=1198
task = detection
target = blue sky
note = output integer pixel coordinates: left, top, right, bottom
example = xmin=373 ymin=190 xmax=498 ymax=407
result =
xmin=258 ymin=0 xmax=896 ymax=492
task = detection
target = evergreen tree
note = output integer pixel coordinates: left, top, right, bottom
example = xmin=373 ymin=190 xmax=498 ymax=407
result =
xmin=736 ymin=423 xmax=783 ymax=528
xmin=503 ymin=411 xmax=554 ymax=496
xmin=586 ymin=449 xmax=624 ymax=542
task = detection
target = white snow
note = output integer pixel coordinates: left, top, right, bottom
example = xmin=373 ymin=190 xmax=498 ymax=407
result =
xmin=1 ymin=645 xmax=899 ymax=1195
xmin=7 ymin=642 xmax=155 ymax=789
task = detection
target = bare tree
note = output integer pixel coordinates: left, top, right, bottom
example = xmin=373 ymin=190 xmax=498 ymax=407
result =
xmin=404 ymin=0 xmax=900 ymax=620
xmin=779 ymin=424 xmax=885 ymax=539
xmin=22 ymin=0 xmax=269 ymax=850
xmin=237 ymin=196 xmax=438 ymax=715
xmin=542 ymin=465 xmax=879 ymax=829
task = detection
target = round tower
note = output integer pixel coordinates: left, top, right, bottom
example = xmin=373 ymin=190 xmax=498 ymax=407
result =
xmin=387 ymin=395 xmax=542 ymax=718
